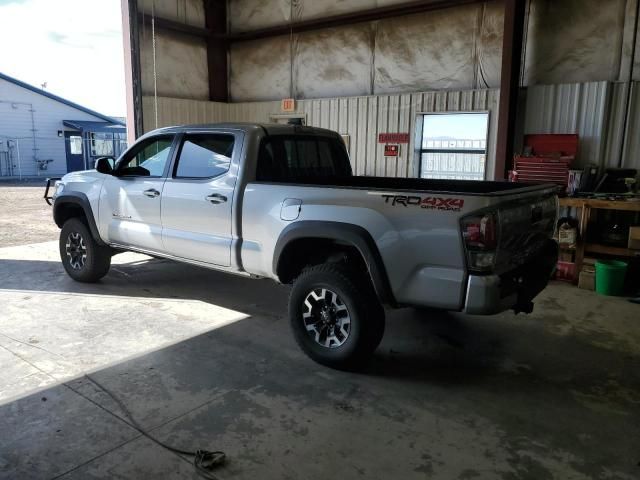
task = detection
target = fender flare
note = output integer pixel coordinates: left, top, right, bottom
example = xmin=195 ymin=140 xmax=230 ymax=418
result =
xmin=273 ymin=221 xmax=395 ymax=305
xmin=53 ymin=192 xmax=107 ymax=246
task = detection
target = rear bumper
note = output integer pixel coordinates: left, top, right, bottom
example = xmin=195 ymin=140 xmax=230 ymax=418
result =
xmin=464 ymin=239 xmax=558 ymax=315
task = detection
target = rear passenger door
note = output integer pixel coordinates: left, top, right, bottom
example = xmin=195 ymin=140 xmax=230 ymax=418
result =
xmin=161 ymin=132 xmax=240 ymax=266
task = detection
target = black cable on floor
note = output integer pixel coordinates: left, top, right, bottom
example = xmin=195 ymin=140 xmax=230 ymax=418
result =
xmin=83 ymin=374 xmax=226 ymax=480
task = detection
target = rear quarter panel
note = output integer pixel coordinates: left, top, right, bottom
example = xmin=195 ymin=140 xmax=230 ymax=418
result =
xmin=242 ymin=183 xmax=496 ymax=309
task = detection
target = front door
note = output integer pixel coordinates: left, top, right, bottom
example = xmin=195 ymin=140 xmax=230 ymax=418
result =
xmin=161 ymin=132 xmax=239 ymax=266
xmin=98 ymin=135 xmax=175 ymax=251
xmin=64 ymin=132 xmax=85 ymax=172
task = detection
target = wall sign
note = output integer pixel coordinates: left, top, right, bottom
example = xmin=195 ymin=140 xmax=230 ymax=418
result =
xmin=281 ymin=98 xmax=295 ymax=112
xmin=384 ymin=144 xmax=399 ymax=157
xmin=379 ymin=133 xmax=409 ymax=143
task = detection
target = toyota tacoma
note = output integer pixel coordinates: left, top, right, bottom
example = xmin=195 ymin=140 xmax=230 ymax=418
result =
xmin=46 ymin=123 xmax=558 ymax=368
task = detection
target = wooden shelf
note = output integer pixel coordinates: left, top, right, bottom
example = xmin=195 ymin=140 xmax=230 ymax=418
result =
xmin=559 ymin=197 xmax=640 ymax=212
xmin=585 ymin=243 xmax=640 ymax=257
xmin=556 ymin=198 xmax=640 ymax=283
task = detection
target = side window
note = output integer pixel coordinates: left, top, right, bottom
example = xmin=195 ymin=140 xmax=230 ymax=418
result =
xmin=117 ymin=136 xmax=174 ymax=177
xmin=256 ymin=136 xmax=352 ymax=182
xmin=175 ymin=134 xmax=234 ymax=179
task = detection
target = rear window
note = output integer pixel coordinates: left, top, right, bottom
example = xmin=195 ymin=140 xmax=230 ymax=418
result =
xmin=256 ymin=135 xmax=352 ymax=182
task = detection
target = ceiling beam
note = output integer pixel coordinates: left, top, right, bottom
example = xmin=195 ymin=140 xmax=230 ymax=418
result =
xmin=139 ymin=1 xmax=486 ymax=43
xmin=225 ymin=0 xmax=486 ymax=42
xmin=137 ymin=12 xmax=210 ymax=38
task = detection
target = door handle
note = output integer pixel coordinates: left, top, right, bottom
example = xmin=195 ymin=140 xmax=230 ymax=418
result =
xmin=143 ymin=188 xmax=160 ymax=198
xmin=206 ymin=193 xmax=227 ymax=204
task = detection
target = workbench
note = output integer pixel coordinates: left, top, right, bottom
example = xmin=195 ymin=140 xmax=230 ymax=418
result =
xmin=558 ymin=197 xmax=640 ymax=277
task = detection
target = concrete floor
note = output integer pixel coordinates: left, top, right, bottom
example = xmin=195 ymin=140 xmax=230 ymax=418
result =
xmin=0 ymin=186 xmax=639 ymax=479
xmin=1 ymin=239 xmax=639 ymax=480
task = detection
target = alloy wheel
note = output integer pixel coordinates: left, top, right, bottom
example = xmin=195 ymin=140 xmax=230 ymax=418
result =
xmin=302 ymin=288 xmax=351 ymax=348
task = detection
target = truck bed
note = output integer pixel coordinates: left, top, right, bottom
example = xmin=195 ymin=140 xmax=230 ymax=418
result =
xmin=258 ymin=176 xmax=557 ymax=196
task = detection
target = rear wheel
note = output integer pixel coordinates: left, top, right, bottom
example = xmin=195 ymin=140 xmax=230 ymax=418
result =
xmin=289 ymin=263 xmax=385 ymax=369
xmin=59 ymin=218 xmax=111 ymax=282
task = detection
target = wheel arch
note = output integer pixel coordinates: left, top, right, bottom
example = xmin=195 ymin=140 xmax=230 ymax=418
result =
xmin=53 ymin=193 xmax=107 ymax=246
xmin=273 ymin=221 xmax=395 ymax=306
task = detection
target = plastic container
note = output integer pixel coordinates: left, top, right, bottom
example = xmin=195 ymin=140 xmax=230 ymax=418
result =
xmin=556 ymin=261 xmax=576 ymax=282
xmin=595 ymin=260 xmax=628 ymax=296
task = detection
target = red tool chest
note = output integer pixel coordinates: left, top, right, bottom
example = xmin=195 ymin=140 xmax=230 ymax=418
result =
xmin=513 ymin=134 xmax=578 ymax=186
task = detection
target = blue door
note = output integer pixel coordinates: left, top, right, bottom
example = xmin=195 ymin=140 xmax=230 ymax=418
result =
xmin=64 ymin=132 xmax=85 ymax=172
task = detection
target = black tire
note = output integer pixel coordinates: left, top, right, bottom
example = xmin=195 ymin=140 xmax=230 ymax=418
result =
xmin=289 ymin=263 xmax=385 ymax=369
xmin=59 ymin=217 xmax=111 ymax=282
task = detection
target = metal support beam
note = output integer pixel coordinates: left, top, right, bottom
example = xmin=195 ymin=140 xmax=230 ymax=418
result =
xmin=204 ymin=0 xmax=228 ymax=102
xmin=122 ymin=0 xmax=144 ymax=139
xmin=495 ymin=0 xmax=526 ymax=180
xmin=224 ymin=0 xmax=485 ymax=42
xmin=138 ymin=12 xmax=210 ymax=38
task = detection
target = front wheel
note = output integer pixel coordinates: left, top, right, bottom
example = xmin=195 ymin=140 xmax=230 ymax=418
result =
xmin=289 ymin=263 xmax=385 ymax=369
xmin=59 ymin=218 xmax=111 ymax=282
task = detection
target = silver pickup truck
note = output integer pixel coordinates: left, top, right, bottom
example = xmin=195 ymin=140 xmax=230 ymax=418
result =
xmin=46 ymin=123 xmax=558 ymax=368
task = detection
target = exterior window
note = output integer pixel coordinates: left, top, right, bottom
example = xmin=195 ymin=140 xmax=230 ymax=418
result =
xmin=175 ymin=134 xmax=234 ymax=178
xmin=256 ymin=135 xmax=351 ymax=182
xmin=117 ymin=136 xmax=173 ymax=177
xmin=114 ymin=132 xmax=128 ymax=157
xmin=419 ymin=112 xmax=489 ymax=181
xmin=69 ymin=135 xmax=82 ymax=155
xmin=90 ymin=132 xmax=114 ymax=157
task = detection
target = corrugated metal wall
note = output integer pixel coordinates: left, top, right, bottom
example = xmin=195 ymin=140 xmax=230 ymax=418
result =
xmin=143 ymin=88 xmax=499 ymax=178
xmin=622 ymin=83 xmax=640 ymax=169
xmin=606 ymin=82 xmax=640 ymax=170
xmin=524 ymin=80 xmax=640 ymax=171
xmin=524 ymin=81 xmax=610 ymax=167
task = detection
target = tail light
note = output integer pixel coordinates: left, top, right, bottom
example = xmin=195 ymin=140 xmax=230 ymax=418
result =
xmin=462 ymin=211 xmax=498 ymax=272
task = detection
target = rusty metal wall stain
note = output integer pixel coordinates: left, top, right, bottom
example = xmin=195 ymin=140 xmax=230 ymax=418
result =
xmin=226 ymin=0 xmax=639 ymax=102
xmin=522 ymin=0 xmax=629 ymax=85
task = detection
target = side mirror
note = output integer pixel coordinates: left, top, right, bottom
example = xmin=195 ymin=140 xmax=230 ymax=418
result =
xmin=95 ymin=157 xmax=114 ymax=174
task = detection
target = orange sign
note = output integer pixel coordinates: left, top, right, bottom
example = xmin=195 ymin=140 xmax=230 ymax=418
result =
xmin=281 ymin=98 xmax=295 ymax=112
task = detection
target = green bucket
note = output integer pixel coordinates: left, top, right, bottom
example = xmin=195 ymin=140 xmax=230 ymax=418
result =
xmin=595 ymin=260 xmax=628 ymax=296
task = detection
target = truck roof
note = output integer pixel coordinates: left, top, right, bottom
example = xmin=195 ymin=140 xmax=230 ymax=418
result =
xmin=145 ymin=122 xmax=341 ymax=138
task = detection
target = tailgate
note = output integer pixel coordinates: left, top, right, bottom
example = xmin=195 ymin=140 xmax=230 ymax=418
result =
xmin=493 ymin=187 xmax=558 ymax=274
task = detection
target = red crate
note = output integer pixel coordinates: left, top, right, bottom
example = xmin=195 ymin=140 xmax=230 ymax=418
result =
xmin=524 ymin=134 xmax=578 ymax=158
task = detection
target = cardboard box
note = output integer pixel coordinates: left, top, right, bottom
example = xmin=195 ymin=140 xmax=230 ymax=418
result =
xmin=578 ymin=269 xmax=595 ymax=290
xmin=559 ymin=251 xmax=573 ymax=262
xmin=629 ymin=226 xmax=640 ymax=250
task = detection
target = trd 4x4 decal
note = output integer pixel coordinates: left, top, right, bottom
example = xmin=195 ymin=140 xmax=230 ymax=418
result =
xmin=382 ymin=194 xmax=465 ymax=212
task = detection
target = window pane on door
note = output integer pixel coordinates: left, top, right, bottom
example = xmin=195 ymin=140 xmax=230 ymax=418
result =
xmin=118 ymin=136 xmax=173 ymax=177
xmin=137 ymin=139 xmax=173 ymax=176
xmin=69 ymin=136 xmax=82 ymax=155
xmin=175 ymin=134 xmax=234 ymax=178
xmin=420 ymin=113 xmax=488 ymax=180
